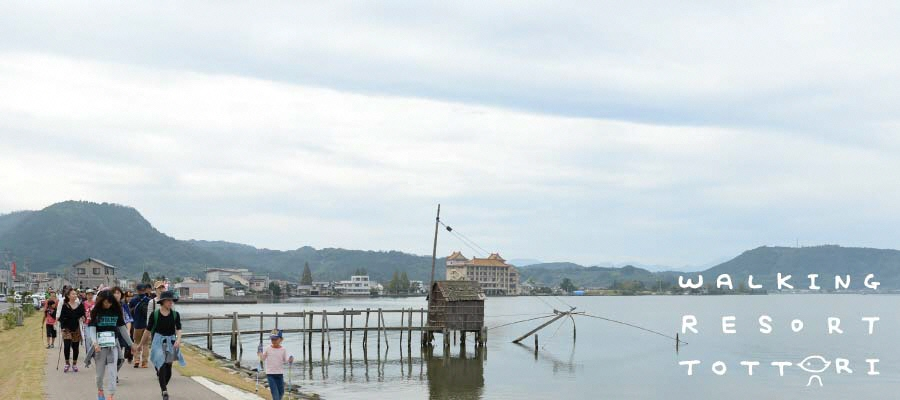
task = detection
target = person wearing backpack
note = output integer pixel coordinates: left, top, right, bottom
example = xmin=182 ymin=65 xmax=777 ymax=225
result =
xmin=135 ymin=290 xmax=185 ymax=400
xmin=129 ymin=284 xmax=152 ymax=368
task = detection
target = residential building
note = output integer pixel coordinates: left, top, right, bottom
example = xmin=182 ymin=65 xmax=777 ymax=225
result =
xmin=175 ymin=279 xmax=225 ymax=299
xmin=311 ymin=281 xmax=334 ymax=296
xmin=249 ymin=276 xmax=269 ymax=292
xmin=67 ymin=258 xmax=117 ymax=289
xmin=334 ymin=275 xmax=372 ymax=296
xmin=445 ymin=252 xmax=519 ymax=296
xmin=205 ymin=268 xmax=253 ymax=283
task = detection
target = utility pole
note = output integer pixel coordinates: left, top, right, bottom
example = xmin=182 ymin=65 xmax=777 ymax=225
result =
xmin=429 ymin=204 xmax=441 ymax=291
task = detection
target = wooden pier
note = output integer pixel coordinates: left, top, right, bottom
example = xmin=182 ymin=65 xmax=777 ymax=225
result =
xmin=182 ymin=307 xmax=484 ymax=366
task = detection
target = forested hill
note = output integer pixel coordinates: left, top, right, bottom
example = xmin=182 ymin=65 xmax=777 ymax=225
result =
xmin=0 ymin=201 xmax=442 ymax=282
xmin=698 ymin=245 xmax=900 ymax=290
xmin=2 ymin=201 xmax=898 ymax=290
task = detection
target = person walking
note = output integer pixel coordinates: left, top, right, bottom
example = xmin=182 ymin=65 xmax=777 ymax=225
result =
xmin=58 ymin=288 xmax=86 ymax=372
xmin=129 ymin=284 xmax=152 ymax=368
xmin=42 ymin=296 xmax=59 ymax=348
xmin=85 ymin=290 xmax=134 ymax=400
xmin=144 ymin=281 xmax=167 ymax=328
xmin=110 ymin=287 xmax=133 ymax=376
xmin=258 ymin=329 xmax=295 ymax=400
xmin=83 ymin=289 xmax=96 ymax=325
xmin=136 ymin=290 xmax=185 ymax=400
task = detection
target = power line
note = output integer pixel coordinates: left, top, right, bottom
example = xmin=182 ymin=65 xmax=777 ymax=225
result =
xmin=487 ymin=314 xmax=556 ymax=331
xmin=581 ymin=313 xmax=688 ymax=345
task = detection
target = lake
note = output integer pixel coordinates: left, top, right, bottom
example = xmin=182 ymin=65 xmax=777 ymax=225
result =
xmin=179 ymin=295 xmax=899 ymax=399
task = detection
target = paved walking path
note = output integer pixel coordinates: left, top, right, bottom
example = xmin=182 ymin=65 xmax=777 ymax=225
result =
xmin=43 ymin=345 xmax=260 ymax=400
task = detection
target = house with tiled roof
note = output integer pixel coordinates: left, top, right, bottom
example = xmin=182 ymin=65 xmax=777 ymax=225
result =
xmin=445 ymin=251 xmax=519 ymax=295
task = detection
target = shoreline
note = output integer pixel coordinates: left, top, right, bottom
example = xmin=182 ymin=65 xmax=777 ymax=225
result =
xmin=177 ymin=342 xmax=320 ymax=400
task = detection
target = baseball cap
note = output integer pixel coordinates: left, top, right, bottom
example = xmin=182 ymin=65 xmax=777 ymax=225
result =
xmin=269 ymin=329 xmax=283 ymax=339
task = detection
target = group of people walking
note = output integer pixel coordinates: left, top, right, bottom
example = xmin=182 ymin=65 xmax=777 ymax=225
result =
xmin=40 ymin=281 xmax=184 ymax=400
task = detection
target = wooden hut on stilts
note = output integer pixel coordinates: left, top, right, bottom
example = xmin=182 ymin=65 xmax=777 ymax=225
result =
xmin=426 ymin=280 xmax=487 ymax=348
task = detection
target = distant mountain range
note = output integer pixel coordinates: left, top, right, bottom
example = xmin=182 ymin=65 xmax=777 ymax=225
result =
xmin=1 ymin=201 xmax=898 ymax=290
xmin=0 ymin=201 xmax=442 ymax=283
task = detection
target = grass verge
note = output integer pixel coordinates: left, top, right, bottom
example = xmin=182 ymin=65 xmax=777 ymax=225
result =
xmin=0 ymin=313 xmax=46 ymax=399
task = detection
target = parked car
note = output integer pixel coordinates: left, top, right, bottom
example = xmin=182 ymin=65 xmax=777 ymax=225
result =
xmin=0 ymin=294 xmax=7 ymax=302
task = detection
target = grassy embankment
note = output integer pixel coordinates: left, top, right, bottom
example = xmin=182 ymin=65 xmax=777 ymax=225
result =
xmin=176 ymin=344 xmax=319 ymax=400
xmin=0 ymin=313 xmax=46 ymax=399
xmin=175 ymin=344 xmax=274 ymax=399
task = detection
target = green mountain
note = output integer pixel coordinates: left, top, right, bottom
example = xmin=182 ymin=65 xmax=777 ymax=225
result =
xmin=2 ymin=201 xmax=899 ymax=291
xmin=519 ymin=263 xmax=680 ymax=289
xmin=0 ymin=201 xmax=443 ymax=283
xmin=0 ymin=201 xmax=223 ymax=277
xmin=699 ymin=245 xmax=900 ymax=290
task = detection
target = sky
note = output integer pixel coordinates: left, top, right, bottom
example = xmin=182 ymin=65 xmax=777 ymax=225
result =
xmin=2 ymin=2 xmax=900 ymax=268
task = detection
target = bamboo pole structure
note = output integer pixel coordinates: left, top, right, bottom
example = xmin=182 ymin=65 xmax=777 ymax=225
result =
xmin=512 ymin=311 xmax=570 ymax=344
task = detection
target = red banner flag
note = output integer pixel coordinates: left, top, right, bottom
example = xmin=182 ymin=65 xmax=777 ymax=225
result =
xmin=10 ymin=261 xmax=15 ymax=279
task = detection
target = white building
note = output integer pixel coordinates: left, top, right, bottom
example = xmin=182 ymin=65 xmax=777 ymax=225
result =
xmin=334 ymin=275 xmax=372 ymax=296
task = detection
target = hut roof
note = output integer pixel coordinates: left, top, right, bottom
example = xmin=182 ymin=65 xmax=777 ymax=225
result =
xmin=433 ymin=280 xmax=486 ymax=302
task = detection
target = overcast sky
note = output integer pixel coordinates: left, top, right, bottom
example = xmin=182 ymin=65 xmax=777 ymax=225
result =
xmin=2 ymin=2 xmax=899 ymax=267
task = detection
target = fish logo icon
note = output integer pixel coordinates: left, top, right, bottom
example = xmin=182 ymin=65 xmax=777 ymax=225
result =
xmin=798 ymin=355 xmax=831 ymax=387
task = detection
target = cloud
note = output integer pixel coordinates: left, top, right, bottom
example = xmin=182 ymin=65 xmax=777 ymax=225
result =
xmin=2 ymin=52 xmax=900 ymax=266
xmin=2 ymin=2 xmax=899 ymax=138
xmin=1 ymin=3 xmax=899 ymax=266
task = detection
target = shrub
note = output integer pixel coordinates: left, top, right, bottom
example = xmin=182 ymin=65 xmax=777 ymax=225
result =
xmin=2 ymin=312 xmax=16 ymax=330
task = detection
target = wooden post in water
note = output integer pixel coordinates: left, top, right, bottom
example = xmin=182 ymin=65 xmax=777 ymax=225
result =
xmin=321 ymin=310 xmax=326 ymax=357
xmin=235 ymin=312 xmax=243 ymax=367
xmin=301 ymin=311 xmax=306 ymax=361
xmin=229 ymin=311 xmax=238 ymax=363
xmin=534 ymin=334 xmax=538 ymax=358
xmin=325 ymin=311 xmax=332 ymax=352
xmin=259 ymin=312 xmax=264 ymax=345
xmin=380 ymin=310 xmax=388 ymax=349
xmin=363 ymin=308 xmax=370 ymax=351
xmin=407 ymin=308 xmax=413 ymax=349
xmin=308 ymin=313 xmax=314 ymax=357
xmin=342 ymin=308 xmax=347 ymax=358
xmin=399 ymin=309 xmax=404 ymax=346
xmin=206 ymin=313 xmax=213 ymax=351
xmin=275 ymin=312 xmax=279 ymax=329
xmin=349 ymin=312 xmax=354 ymax=348
xmin=376 ymin=308 xmax=382 ymax=354
xmin=419 ymin=308 xmax=425 ymax=347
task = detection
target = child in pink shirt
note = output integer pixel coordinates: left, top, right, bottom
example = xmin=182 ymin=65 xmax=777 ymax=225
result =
xmin=258 ymin=329 xmax=294 ymax=400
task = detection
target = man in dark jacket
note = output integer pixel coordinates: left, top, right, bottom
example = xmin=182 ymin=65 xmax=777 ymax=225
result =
xmin=129 ymin=284 xmax=152 ymax=368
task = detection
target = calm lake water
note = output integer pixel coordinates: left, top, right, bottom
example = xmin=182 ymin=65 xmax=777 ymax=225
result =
xmin=179 ymin=295 xmax=899 ymax=399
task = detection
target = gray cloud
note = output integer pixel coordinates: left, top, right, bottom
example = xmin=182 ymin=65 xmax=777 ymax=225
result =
xmin=1 ymin=3 xmax=899 ymax=265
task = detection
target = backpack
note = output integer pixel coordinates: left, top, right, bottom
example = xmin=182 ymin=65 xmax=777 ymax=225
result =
xmin=131 ymin=296 xmax=149 ymax=321
xmin=149 ymin=309 xmax=179 ymax=335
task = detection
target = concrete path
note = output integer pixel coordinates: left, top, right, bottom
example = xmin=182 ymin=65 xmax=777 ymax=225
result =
xmin=43 ymin=345 xmax=258 ymax=400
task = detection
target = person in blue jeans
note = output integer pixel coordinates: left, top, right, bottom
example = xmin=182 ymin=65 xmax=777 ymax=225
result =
xmin=258 ymin=329 xmax=294 ymax=400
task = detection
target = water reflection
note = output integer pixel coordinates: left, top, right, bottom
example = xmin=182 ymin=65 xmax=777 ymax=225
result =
xmin=425 ymin=346 xmax=486 ymax=400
